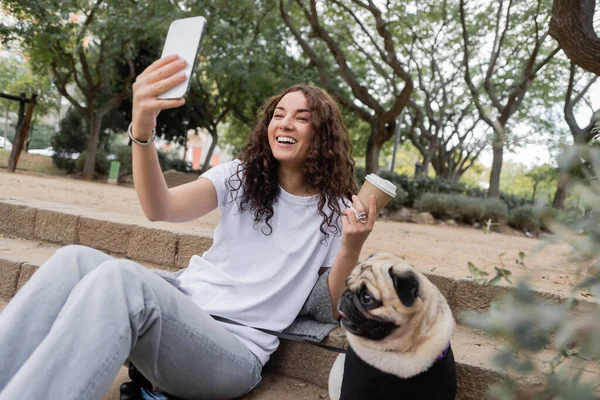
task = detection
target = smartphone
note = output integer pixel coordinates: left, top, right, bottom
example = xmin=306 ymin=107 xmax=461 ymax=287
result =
xmin=157 ymin=16 xmax=206 ymax=99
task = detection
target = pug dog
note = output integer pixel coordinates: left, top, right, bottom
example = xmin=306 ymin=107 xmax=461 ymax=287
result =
xmin=328 ymin=252 xmax=456 ymax=400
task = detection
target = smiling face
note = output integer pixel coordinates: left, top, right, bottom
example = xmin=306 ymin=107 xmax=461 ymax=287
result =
xmin=267 ymin=91 xmax=315 ymax=168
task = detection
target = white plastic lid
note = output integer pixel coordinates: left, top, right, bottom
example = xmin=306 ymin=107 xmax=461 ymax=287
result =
xmin=365 ymin=174 xmax=397 ymax=197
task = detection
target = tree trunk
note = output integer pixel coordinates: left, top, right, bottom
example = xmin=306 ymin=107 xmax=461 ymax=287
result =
xmin=82 ymin=113 xmax=103 ymax=180
xmin=488 ymin=141 xmax=503 ymax=197
xmin=365 ymin=134 xmax=382 ymax=174
xmin=450 ymin=169 xmax=463 ymax=181
xmin=549 ymin=0 xmax=600 ymax=76
xmin=8 ymin=94 xmax=36 ymax=173
xmin=3 ymin=105 xmax=9 ymax=149
xmin=421 ymin=154 xmax=432 ymax=177
xmin=201 ymin=127 xmax=218 ymax=173
xmin=552 ymin=170 xmax=570 ymax=209
xmin=25 ymin=112 xmax=37 ymax=152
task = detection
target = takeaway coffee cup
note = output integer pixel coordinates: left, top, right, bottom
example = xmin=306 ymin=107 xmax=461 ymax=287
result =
xmin=357 ymin=174 xmax=397 ymax=215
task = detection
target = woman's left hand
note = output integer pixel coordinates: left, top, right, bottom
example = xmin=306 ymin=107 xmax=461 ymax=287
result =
xmin=340 ymin=194 xmax=376 ymax=253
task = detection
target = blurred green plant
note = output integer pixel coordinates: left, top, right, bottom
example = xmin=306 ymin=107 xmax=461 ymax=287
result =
xmin=462 ymin=146 xmax=600 ymax=399
xmin=415 ymin=193 xmax=509 ymax=224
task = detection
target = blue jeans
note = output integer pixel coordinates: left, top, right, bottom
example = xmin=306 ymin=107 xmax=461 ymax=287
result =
xmin=0 ymin=245 xmax=262 ymax=400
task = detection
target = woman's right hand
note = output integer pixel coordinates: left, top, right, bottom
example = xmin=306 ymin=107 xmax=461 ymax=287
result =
xmin=130 ymin=55 xmax=188 ymax=141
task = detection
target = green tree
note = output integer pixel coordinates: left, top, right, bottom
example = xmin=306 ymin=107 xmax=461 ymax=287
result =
xmin=552 ymin=62 xmax=600 ymax=208
xmin=405 ymin=0 xmax=487 ymax=180
xmin=186 ymin=0 xmax=319 ymax=169
xmin=459 ymin=0 xmax=560 ymax=197
xmin=280 ymin=0 xmax=414 ymax=174
xmin=2 ymin=0 xmax=171 ymax=179
xmin=0 ymin=56 xmax=26 ymax=143
xmin=6 ymin=61 xmax=60 ymax=151
xmin=525 ymin=163 xmax=559 ymax=201
xmin=107 ymin=0 xmax=318 ymax=171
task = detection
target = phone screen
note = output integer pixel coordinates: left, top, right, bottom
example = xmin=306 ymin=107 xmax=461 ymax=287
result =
xmin=157 ymin=16 xmax=206 ymax=99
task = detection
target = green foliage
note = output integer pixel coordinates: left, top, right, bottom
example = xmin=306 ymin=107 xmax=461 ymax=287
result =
xmin=51 ymin=108 xmax=88 ymax=154
xmin=382 ymin=185 xmax=408 ymax=213
xmin=355 ymin=165 xmax=532 ymax=215
xmin=75 ymin=149 xmax=110 ymax=177
xmin=51 ymin=108 xmax=88 ymax=173
xmin=0 ymin=56 xmax=26 ymax=114
xmin=3 ymin=0 xmax=174 ymax=177
xmin=381 ymin=172 xmax=466 ymax=207
xmin=508 ymin=205 xmax=541 ymax=233
xmin=115 ymin=145 xmax=190 ymax=181
xmin=463 ymin=146 xmax=600 ymax=399
xmin=468 ymin=262 xmax=513 ymax=286
xmin=466 ymin=186 xmax=533 ymax=210
xmin=5 ymin=61 xmax=58 ymax=119
xmin=481 ymin=198 xmax=509 ymax=223
xmin=415 ymin=193 xmax=508 ymax=224
xmin=28 ymin=123 xmax=55 ymax=150
xmin=196 ymin=0 xmax=319 ymax=152
xmin=114 ymin=145 xmax=133 ymax=178
xmin=415 ymin=193 xmax=480 ymax=223
xmin=157 ymin=151 xmax=190 ymax=173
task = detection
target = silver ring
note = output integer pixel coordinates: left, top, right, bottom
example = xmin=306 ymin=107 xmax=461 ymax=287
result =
xmin=351 ymin=206 xmax=368 ymax=224
xmin=357 ymin=212 xmax=367 ymax=223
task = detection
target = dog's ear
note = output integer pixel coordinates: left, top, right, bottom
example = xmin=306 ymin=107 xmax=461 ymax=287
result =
xmin=389 ymin=267 xmax=420 ymax=307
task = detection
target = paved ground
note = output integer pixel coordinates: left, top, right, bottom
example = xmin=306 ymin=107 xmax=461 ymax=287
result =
xmin=0 ymin=169 xmax=581 ymax=297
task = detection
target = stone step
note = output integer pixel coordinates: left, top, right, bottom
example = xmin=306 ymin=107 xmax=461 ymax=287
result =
xmin=2 ymin=237 xmax=599 ymax=399
xmin=0 ymin=198 xmax=595 ymax=321
xmin=270 ymin=324 xmax=600 ymax=400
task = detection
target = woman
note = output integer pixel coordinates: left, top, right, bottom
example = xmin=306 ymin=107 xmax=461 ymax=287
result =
xmin=0 ymin=55 xmax=376 ymax=400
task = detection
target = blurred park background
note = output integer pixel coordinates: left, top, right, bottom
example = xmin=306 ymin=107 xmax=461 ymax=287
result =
xmin=1 ymin=0 xmax=599 ymax=236
xmin=1 ymin=1 xmax=600 ymax=398
xmin=0 ymin=0 xmax=599 ymax=235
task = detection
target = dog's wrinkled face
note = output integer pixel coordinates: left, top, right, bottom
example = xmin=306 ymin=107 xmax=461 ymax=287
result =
xmin=338 ymin=252 xmax=423 ymax=341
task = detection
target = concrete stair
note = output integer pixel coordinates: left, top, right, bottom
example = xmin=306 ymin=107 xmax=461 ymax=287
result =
xmin=1 ymin=197 xmax=599 ymax=399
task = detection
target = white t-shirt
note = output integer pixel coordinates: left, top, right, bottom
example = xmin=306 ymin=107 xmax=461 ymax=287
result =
xmin=177 ymin=160 xmax=345 ymax=364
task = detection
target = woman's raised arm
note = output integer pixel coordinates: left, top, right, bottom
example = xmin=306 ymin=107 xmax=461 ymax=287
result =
xmin=130 ymin=55 xmax=218 ymax=223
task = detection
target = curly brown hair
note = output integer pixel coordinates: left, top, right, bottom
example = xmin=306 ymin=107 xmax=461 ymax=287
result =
xmin=226 ymin=84 xmax=358 ymax=240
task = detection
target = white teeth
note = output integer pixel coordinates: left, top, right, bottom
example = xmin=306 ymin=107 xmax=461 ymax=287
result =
xmin=277 ymin=137 xmax=297 ymax=144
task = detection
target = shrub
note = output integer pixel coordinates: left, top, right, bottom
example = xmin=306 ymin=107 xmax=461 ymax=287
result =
xmin=481 ymin=198 xmax=509 ymax=223
xmin=52 ymin=108 xmax=88 ymax=158
xmin=553 ymin=207 xmax=584 ymax=226
xmin=508 ymin=205 xmax=541 ymax=232
xmin=415 ymin=193 xmax=484 ymax=223
xmin=354 ymin=166 xmax=367 ymax=186
xmin=51 ymin=156 xmax=77 ymax=174
xmin=462 ymin=146 xmax=600 ymax=398
xmin=383 ymin=184 xmax=408 ymax=213
xmin=52 ymin=107 xmax=112 ymax=174
xmin=466 ymin=187 xmax=532 ymax=210
xmin=115 ymin=145 xmax=133 ymax=179
xmin=114 ymin=146 xmax=191 ymax=181
xmin=75 ymin=150 xmax=111 ymax=177
xmin=500 ymin=192 xmax=533 ymax=210
xmin=415 ymin=194 xmax=509 ymax=224
xmin=161 ymin=152 xmax=190 ymax=172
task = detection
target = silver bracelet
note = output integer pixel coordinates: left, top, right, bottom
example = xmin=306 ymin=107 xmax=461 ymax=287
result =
xmin=128 ymin=122 xmax=156 ymax=146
